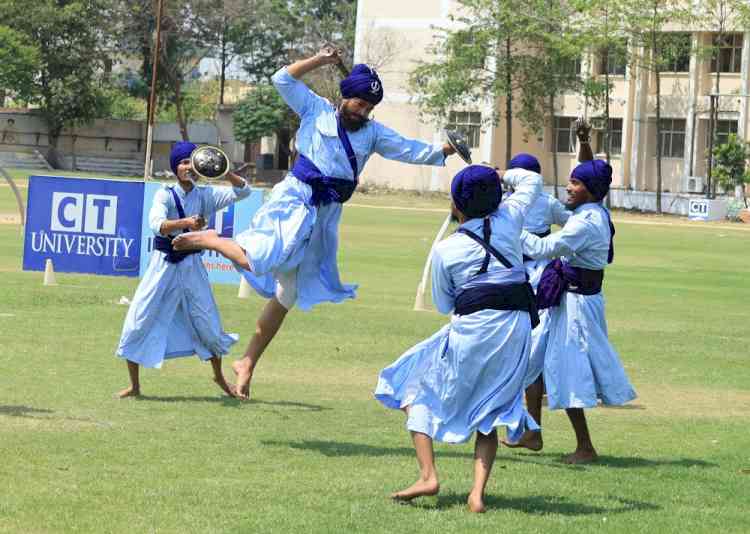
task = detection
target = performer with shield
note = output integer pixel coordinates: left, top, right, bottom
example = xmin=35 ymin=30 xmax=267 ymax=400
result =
xmin=173 ymin=45 xmax=463 ymax=399
xmin=115 ymin=141 xmax=251 ymax=398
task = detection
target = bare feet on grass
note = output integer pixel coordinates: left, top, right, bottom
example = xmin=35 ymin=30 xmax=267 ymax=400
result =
xmin=116 ymin=386 xmax=141 ymax=399
xmin=467 ymin=490 xmax=486 ymax=513
xmin=563 ymin=447 xmax=598 ymax=464
xmin=390 ymin=477 xmax=439 ymax=502
xmin=231 ymin=359 xmax=251 ymax=399
xmin=501 ymin=430 xmax=543 ymax=451
xmin=213 ymin=377 xmax=238 ymax=398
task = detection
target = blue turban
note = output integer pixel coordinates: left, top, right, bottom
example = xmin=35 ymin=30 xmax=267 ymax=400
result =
xmin=340 ymin=64 xmax=383 ymax=105
xmin=451 ymin=165 xmax=502 ymax=219
xmin=571 ymin=159 xmax=612 ymax=201
xmin=508 ymin=153 xmax=541 ymax=174
xmin=170 ymin=141 xmax=197 ymax=174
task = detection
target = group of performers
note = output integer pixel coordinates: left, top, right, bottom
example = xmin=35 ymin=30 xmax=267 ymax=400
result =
xmin=114 ymin=45 xmax=636 ymax=513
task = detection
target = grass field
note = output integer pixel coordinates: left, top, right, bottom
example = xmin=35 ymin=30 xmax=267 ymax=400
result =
xmin=0 ymin=171 xmax=749 ymax=533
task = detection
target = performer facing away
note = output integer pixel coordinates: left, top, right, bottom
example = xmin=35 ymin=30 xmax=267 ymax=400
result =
xmin=172 ymin=45 xmax=459 ymax=399
xmin=374 ymin=164 xmax=542 ymax=513
xmin=503 ymin=122 xmax=637 ymax=463
xmin=115 ymin=142 xmax=251 ymax=398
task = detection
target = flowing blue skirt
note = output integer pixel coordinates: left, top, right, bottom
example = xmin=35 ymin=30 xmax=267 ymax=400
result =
xmin=234 ymin=174 xmax=357 ymax=311
xmin=375 ymin=309 xmax=540 ymax=444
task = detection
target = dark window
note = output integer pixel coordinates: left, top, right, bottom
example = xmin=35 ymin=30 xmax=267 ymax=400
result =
xmin=600 ymin=42 xmax=627 ymax=75
xmin=561 ymin=56 xmax=582 ymax=77
xmin=596 ymin=118 xmax=623 ymax=156
xmin=711 ymin=119 xmax=738 ymax=148
xmin=659 ymin=118 xmax=686 ymax=158
xmin=711 ymin=33 xmax=743 ymax=73
xmin=661 ymin=33 xmax=691 ymax=72
xmin=447 ymin=111 xmax=482 ymax=148
xmin=552 ymin=117 xmax=576 ymax=153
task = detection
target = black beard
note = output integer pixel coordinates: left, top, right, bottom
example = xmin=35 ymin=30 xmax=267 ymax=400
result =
xmin=340 ymin=111 xmax=368 ymax=131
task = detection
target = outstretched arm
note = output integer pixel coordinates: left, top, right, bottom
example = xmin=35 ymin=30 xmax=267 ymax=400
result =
xmin=576 ymin=118 xmax=594 ymax=162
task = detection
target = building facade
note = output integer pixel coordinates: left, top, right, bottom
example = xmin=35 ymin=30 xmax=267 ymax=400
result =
xmin=353 ymin=0 xmax=750 ymax=208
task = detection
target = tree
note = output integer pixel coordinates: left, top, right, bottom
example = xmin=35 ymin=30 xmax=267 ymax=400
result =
xmin=0 ymin=25 xmax=40 ymax=104
xmin=233 ymin=83 xmax=298 ymax=164
xmin=0 ymin=0 xmax=110 ymax=157
xmin=713 ymin=134 xmax=750 ymax=206
xmin=617 ymin=0 xmax=692 ymax=214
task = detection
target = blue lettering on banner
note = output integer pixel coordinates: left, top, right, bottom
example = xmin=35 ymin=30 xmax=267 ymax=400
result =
xmin=23 ymin=176 xmax=144 ymax=276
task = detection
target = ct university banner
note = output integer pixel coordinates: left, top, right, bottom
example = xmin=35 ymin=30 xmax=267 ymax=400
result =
xmin=23 ymin=176 xmax=144 ymax=276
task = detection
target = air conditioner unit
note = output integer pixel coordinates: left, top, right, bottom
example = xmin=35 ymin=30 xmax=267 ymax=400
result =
xmin=682 ymin=176 xmax=705 ymax=193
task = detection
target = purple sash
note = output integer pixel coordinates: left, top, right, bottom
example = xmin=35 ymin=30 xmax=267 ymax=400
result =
xmin=536 ymin=259 xmax=604 ymax=309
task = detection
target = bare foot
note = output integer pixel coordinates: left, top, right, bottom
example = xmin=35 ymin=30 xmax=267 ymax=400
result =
xmin=501 ymin=430 xmax=543 ymax=451
xmin=467 ymin=490 xmax=486 ymax=513
xmin=213 ymin=377 xmax=237 ymax=398
xmin=390 ymin=478 xmax=439 ymax=502
xmin=231 ymin=359 xmax=251 ymax=399
xmin=563 ymin=448 xmax=598 ymax=464
xmin=172 ymin=230 xmax=220 ymax=251
xmin=116 ymin=386 xmax=140 ymax=399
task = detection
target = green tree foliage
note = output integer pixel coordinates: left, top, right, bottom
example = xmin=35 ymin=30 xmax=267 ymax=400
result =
xmin=0 ymin=25 xmax=40 ymax=104
xmin=0 ymin=0 xmax=109 ymax=150
xmin=232 ymin=84 xmax=296 ymax=144
xmin=713 ymin=134 xmax=750 ymax=206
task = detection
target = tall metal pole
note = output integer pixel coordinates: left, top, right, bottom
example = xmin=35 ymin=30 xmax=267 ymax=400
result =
xmin=144 ymin=0 xmax=165 ymax=180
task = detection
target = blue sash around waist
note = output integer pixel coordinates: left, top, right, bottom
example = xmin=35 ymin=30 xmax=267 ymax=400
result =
xmin=291 ymin=112 xmax=359 ymax=207
xmin=536 ymin=259 xmax=604 ymax=309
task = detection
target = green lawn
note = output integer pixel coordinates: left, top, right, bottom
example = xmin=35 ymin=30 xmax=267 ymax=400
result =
xmin=0 ymin=185 xmax=749 ymax=533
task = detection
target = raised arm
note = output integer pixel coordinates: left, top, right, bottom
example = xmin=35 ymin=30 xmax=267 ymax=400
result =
xmin=575 ymin=118 xmax=594 ymax=163
xmin=500 ymin=168 xmax=543 ymax=227
xmin=287 ymin=44 xmax=343 ymax=79
xmin=272 ymin=46 xmax=342 ymax=117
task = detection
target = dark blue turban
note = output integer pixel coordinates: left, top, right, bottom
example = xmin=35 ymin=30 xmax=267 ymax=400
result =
xmin=571 ymin=159 xmax=612 ymax=201
xmin=508 ymin=153 xmax=541 ymax=174
xmin=451 ymin=165 xmax=502 ymax=219
xmin=340 ymin=64 xmax=383 ymax=106
xmin=170 ymin=141 xmax=197 ymax=174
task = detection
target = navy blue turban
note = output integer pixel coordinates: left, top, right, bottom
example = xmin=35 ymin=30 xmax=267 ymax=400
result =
xmin=451 ymin=165 xmax=502 ymax=219
xmin=571 ymin=159 xmax=612 ymax=201
xmin=170 ymin=141 xmax=197 ymax=174
xmin=340 ymin=64 xmax=383 ymax=106
xmin=508 ymin=153 xmax=541 ymax=174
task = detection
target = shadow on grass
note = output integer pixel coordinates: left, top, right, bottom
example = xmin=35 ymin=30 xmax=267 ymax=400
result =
xmin=411 ymin=492 xmax=661 ymax=515
xmin=0 ymin=405 xmax=54 ymax=417
xmin=261 ymin=439 xmax=472 ymax=459
xmin=500 ymin=451 xmax=718 ymax=470
xmin=137 ymin=396 xmax=327 ymax=411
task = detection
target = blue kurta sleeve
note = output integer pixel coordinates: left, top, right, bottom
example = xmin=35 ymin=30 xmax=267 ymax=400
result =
xmin=272 ymin=67 xmax=327 ymax=119
xmin=209 ymin=182 xmax=251 ymax=213
xmin=372 ymin=123 xmax=446 ymax=166
xmin=149 ymin=188 xmax=171 ymax=236
xmin=500 ymin=168 xmax=543 ymax=228
xmin=430 ymin=248 xmax=455 ymax=315
xmin=550 ymin=197 xmax=572 ymax=226
xmin=522 ymin=215 xmax=590 ymax=260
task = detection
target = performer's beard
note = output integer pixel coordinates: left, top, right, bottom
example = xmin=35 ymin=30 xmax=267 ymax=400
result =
xmin=339 ymin=108 xmax=368 ymax=131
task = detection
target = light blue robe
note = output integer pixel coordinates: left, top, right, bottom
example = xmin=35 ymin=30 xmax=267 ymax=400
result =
xmin=521 ymin=192 xmax=570 ymax=386
xmin=235 ymin=67 xmax=446 ymax=310
xmin=116 ymin=182 xmax=251 ymax=368
xmin=375 ymin=169 xmax=542 ymax=444
xmin=521 ymin=202 xmax=637 ymax=408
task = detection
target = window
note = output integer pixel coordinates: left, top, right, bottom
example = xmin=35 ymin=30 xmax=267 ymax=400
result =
xmin=447 ymin=111 xmax=482 ymax=148
xmin=552 ymin=117 xmax=576 ymax=153
xmin=599 ymin=42 xmax=627 ymax=75
xmin=596 ymin=118 xmax=623 ymax=156
xmin=711 ymin=33 xmax=743 ymax=73
xmin=711 ymin=119 xmax=738 ymax=147
xmin=659 ymin=118 xmax=686 ymax=158
xmin=661 ymin=33 xmax=691 ymax=73
xmin=561 ymin=56 xmax=582 ymax=78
